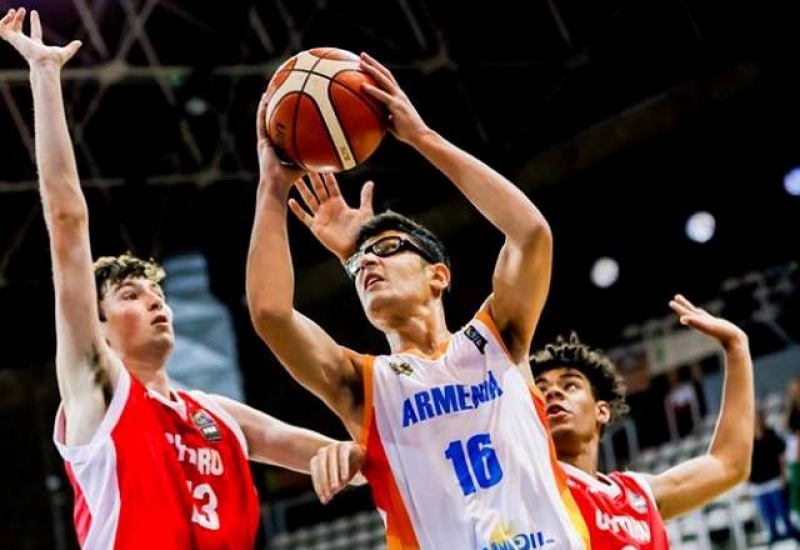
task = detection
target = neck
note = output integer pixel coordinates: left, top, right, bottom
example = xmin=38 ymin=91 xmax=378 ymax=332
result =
xmin=124 ymin=358 xmax=171 ymax=398
xmin=558 ymin=435 xmax=601 ymax=476
xmin=383 ymin=302 xmax=450 ymax=356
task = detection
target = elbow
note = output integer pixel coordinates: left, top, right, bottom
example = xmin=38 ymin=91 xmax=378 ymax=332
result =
xmin=247 ymin=296 xmax=292 ymax=336
xmin=48 ymin=207 xmax=89 ymax=233
xmin=519 ymin=216 xmax=552 ymax=253
xmin=733 ymin=460 xmax=752 ymax=485
xmin=718 ymin=454 xmax=751 ymax=488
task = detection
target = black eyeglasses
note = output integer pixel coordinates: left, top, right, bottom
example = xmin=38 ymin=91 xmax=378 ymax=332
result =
xmin=345 ymin=235 xmax=437 ymax=280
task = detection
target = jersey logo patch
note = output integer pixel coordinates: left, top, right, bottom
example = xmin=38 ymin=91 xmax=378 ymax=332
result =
xmin=627 ymin=489 xmax=648 ymax=513
xmin=192 ymin=410 xmax=222 ymax=442
xmin=465 ymin=325 xmax=487 ymax=354
xmin=389 ymin=361 xmax=414 ymax=376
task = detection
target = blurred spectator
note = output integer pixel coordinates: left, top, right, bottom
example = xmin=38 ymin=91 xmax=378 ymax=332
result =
xmin=664 ymin=368 xmax=701 ymax=440
xmin=786 ymin=377 xmax=800 ymax=524
xmin=689 ymin=362 xmax=709 ymax=418
xmin=749 ymin=408 xmax=799 ymax=545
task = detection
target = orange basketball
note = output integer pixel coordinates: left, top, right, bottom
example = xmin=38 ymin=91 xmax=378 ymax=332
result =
xmin=264 ymin=47 xmax=389 ymax=173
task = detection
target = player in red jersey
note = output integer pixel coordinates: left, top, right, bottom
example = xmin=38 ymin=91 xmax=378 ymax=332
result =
xmin=531 ymin=295 xmax=754 ymax=548
xmin=0 ymin=8 xmax=363 ymax=549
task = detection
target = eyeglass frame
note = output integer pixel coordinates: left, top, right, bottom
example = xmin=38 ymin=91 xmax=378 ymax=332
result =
xmin=344 ymin=235 xmax=439 ymax=280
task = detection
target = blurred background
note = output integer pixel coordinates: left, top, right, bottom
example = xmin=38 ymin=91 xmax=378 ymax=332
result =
xmin=1 ymin=0 xmax=799 ymax=548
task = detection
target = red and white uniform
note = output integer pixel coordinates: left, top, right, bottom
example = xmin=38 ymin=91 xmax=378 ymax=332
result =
xmin=562 ymin=463 xmax=670 ymax=550
xmin=53 ymin=369 xmax=260 ymax=550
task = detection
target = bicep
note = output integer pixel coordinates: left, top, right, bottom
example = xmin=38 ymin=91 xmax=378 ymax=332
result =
xmin=253 ymin=309 xmax=360 ymax=414
xmin=488 ymin=228 xmax=552 ymax=360
xmin=50 ymin=218 xmax=119 ymax=403
xmin=650 ymin=455 xmax=740 ymax=520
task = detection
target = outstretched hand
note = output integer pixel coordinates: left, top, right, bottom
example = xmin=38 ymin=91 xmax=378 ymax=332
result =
xmin=288 ymin=173 xmax=374 ymax=262
xmin=310 ymin=441 xmax=367 ymax=505
xmin=0 ymin=8 xmax=81 ymax=68
xmin=669 ymin=294 xmax=747 ymax=349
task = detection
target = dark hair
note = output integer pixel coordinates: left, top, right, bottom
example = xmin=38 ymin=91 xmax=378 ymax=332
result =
xmin=356 ymin=210 xmax=450 ymax=268
xmin=94 ymin=253 xmax=165 ymax=321
xmin=530 ymin=332 xmax=629 ymax=424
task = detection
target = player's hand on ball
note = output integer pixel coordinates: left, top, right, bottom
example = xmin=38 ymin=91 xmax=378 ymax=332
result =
xmin=358 ymin=52 xmax=429 ymax=146
xmin=256 ymin=92 xmax=305 ymax=189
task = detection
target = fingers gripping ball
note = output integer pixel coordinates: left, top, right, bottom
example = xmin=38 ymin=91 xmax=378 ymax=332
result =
xmin=264 ymin=48 xmax=389 ymax=173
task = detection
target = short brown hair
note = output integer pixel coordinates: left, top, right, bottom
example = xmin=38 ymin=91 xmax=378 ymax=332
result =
xmin=94 ymin=254 xmax=165 ymax=320
xmin=530 ymin=332 xmax=629 ymax=424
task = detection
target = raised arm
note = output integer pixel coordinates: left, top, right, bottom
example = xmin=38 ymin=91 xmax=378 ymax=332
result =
xmin=246 ymin=94 xmax=362 ymax=434
xmin=358 ymin=53 xmax=552 ymax=368
xmin=1 ymin=9 xmax=121 ymax=445
xmin=643 ymin=295 xmax=753 ymax=520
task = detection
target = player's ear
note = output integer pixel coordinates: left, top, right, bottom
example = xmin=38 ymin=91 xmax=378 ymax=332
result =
xmin=429 ymin=263 xmax=450 ymax=296
xmin=596 ymin=400 xmax=611 ymax=427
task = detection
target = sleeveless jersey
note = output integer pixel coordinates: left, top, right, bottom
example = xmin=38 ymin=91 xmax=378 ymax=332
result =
xmin=53 ymin=369 xmax=260 ymax=550
xmin=562 ymin=463 xmax=670 ymax=550
xmin=360 ymin=309 xmax=590 ymax=550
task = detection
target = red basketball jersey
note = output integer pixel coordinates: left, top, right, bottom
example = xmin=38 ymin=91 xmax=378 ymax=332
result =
xmin=53 ymin=369 xmax=260 ymax=550
xmin=562 ymin=463 xmax=671 ymax=550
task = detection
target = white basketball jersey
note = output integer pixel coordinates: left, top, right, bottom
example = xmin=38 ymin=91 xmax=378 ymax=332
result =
xmin=360 ymin=309 xmax=590 ymax=550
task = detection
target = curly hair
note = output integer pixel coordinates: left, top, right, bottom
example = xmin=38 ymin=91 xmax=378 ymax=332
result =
xmin=93 ymin=253 xmax=165 ymax=321
xmin=530 ymin=332 xmax=629 ymax=425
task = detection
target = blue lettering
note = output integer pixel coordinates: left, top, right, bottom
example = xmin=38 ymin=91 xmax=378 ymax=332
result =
xmin=457 ymin=384 xmax=473 ymax=410
xmin=402 ymin=400 xmax=418 ymax=427
xmin=471 ymin=381 xmax=488 ymax=405
xmin=401 ymin=371 xmax=505 ymax=428
xmin=414 ymin=391 xmax=434 ymax=421
xmin=431 ymin=385 xmax=458 ymax=416
xmin=488 ymin=370 xmax=503 ymax=399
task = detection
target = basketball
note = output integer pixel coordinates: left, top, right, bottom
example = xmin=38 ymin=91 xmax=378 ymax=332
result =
xmin=264 ymin=47 xmax=389 ymax=173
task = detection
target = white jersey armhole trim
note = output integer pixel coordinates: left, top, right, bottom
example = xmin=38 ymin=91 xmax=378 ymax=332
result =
xmin=186 ymin=390 xmax=249 ymax=457
xmin=53 ymin=368 xmax=132 ymax=465
xmin=624 ymin=471 xmax=658 ymax=508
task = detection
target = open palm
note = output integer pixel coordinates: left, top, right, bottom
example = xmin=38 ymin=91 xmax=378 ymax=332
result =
xmin=289 ymin=173 xmax=374 ymax=261
xmin=669 ymin=294 xmax=747 ymax=348
xmin=0 ymin=8 xmax=81 ymax=68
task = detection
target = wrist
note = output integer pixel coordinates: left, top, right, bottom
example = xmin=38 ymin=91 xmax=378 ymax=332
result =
xmin=29 ymin=60 xmax=62 ymax=74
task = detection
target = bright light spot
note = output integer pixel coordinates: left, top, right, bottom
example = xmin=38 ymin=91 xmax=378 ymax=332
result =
xmin=685 ymin=211 xmax=716 ymax=243
xmin=185 ymin=97 xmax=209 ymax=116
xmin=784 ymin=168 xmax=800 ymax=196
xmin=591 ymin=257 xmax=619 ymax=288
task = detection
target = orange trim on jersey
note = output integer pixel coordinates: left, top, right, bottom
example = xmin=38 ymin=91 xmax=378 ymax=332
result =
xmin=475 ymin=307 xmax=514 ymax=362
xmin=363 ymin=412 xmax=421 ymax=549
xmin=359 ymin=355 xmax=376 ymax=448
xmin=529 ymin=387 xmax=592 ymax=549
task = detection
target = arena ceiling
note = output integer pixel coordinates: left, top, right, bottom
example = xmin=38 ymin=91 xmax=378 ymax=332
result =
xmin=1 ymin=0 xmax=800 ymax=468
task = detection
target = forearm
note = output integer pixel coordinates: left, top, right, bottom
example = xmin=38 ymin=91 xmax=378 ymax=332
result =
xmin=708 ymin=336 xmax=754 ymax=480
xmin=255 ymin=420 xmax=337 ymax=474
xmin=30 ymin=64 xmax=85 ymax=220
xmin=246 ymin=180 xmax=296 ymax=322
xmin=408 ymin=129 xmax=548 ymax=243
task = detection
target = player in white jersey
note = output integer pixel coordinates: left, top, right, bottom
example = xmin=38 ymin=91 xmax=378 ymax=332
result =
xmin=248 ymin=53 xmax=589 ymax=548
xmin=531 ymin=295 xmax=754 ymax=549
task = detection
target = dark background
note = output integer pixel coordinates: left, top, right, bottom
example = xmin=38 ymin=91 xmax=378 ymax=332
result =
xmin=1 ymin=0 xmax=799 ymax=548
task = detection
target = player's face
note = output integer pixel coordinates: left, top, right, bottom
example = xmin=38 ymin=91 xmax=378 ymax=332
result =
xmin=352 ymin=230 xmax=447 ymax=324
xmin=535 ymin=367 xmax=610 ymax=455
xmin=100 ymin=277 xmax=174 ymax=361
